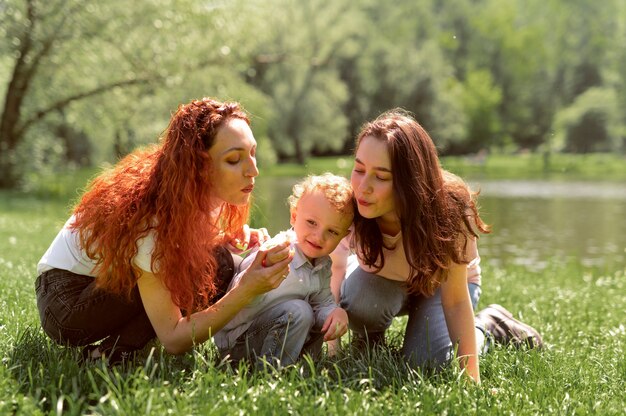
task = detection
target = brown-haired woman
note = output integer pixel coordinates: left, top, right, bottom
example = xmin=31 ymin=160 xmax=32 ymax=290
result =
xmin=331 ymin=109 xmax=543 ymax=383
xmin=35 ymin=98 xmax=293 ymax=363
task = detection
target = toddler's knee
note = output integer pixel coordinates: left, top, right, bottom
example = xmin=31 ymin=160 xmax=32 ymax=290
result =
xmin=283 ymin=300 xmax=314 ymax=329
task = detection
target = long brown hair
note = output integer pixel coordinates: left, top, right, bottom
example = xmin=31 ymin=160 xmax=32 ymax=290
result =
xmin=72 ymin=98 xmax=250 ymax=314
xmin=353 ymin=109 xmax=490 ymax=296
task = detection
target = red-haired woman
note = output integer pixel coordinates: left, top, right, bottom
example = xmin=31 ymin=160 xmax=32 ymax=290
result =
xmin=331 ymin=109 xmax=543 ymax=383
xmin=35 ymin=98 xmax=293 ymax=363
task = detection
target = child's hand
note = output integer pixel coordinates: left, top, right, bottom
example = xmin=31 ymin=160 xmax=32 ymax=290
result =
xmin=235 ymin=240 xmax=294 ymax=296
xmin=248 ymin=227 xmax=271 ymax=249
xmin=326 ymin=339 xmax=340 ymax=357
xmin=225 ymin=224 xmax=271 ymax=254
xmin=260 ymin=230 xmax=296 ymax=267
xmin=321 ymin=307 xmax=348 ymax=341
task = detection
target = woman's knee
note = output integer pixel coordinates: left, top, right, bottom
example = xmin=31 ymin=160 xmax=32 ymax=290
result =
xmin=340 ymin=270 xmax=406 ymax=332
xmin=468 ymin=283 xmax=481 ymax=311
xmin=403 ymin=342 xmax=452 ymax=370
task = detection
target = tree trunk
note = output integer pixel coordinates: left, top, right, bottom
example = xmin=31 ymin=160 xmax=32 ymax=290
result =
xmin=0 ymin=51 xmax=32 ymax=188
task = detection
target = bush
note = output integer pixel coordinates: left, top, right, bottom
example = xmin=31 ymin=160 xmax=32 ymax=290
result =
xmin=553 ymin=87 xmax=622 ymax=153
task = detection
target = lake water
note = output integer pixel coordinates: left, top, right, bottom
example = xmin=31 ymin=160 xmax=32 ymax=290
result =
xmin=253 ymin=178 xmax=626 ymax=272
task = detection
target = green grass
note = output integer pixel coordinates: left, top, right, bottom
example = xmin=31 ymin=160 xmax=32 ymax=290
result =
xmin=441 ymin=152 xmax=626 ymax=181
xmin=1 ymin=190 xmax=625 ymax=414
xmin=262 ymin=152 xmax=626 ymax=182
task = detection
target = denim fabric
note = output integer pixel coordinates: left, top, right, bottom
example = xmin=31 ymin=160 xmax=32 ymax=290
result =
xmin=340 ymin=266 xmax=486 ymax=369
xmin=221 ymin=299 xmax=323 ymax=367
xmin=468 ymin=282 xmax=482 ymax=311
xmin=35 ymin=246 xmax=239 ymax=353
xmin=35 ymin=268 xmax=155 ymax=351
xmin=215 ymin=242 xmax=335 ymax=351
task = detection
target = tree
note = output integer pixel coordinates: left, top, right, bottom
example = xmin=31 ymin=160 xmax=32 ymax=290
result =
xmin=240 ymin=0 xmax=361 ymax=163
xmin=0 ymin=0 xmax=252 ymax=188
xmin=553 ymin=88 xmax=621 ymax=153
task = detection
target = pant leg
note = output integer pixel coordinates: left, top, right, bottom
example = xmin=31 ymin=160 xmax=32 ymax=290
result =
xmin=35 ymin=269 xmax=155 ymax=351
xmin=468 ymin=282 xmax=481 ymax=311
xmin=402 ymin=288 xmax=453 ymax=369
xmin=300 ymin=315 xmax=327 ymax=359
xmin=403 ymin=286 xmax=487 ymax=370
xmin=224 ymin=299 xmax=315 ymax=367
xmin=339 ymin=267 xmax=408 ymax=341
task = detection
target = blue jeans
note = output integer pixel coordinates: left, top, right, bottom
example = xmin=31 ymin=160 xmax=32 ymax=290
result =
xmin=221 ymin=299 xmax=324 ymax=367
xmin=340 ymin=267 xmax=485 ymax=369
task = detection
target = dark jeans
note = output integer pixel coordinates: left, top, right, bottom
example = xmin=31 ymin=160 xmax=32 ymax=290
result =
xmin=35 ymin=246 xmax=239 ymax=353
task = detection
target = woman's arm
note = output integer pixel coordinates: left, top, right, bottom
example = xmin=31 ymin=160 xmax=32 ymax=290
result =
xmin=441 ymin=262 xmax=480 ymax=383
xmin=329 ymin=237 xmax=350 ymax=303
xmin=137 ymin=242 xmax=293 ymax=355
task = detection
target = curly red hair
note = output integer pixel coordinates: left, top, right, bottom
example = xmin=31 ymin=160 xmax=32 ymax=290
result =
xmin=72 ymin=98 xmax=250 ymax=314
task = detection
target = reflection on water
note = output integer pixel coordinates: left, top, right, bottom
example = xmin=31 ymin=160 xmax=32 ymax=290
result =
xmin=471 ymin=180 xmax=626 ymax=201
xmin=253 ymin=178 xmax=626 ymax=272
xmin=472 ymin=180 xmax=626 ymax=272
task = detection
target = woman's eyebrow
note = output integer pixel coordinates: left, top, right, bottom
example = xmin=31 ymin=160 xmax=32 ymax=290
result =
xmin=354 ymin=157 xmax=391 ymax=172
xmin=220 ymin=146 xmax=245 ymax=155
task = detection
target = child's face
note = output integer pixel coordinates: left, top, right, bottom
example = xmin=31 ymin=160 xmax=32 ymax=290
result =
xmin=290 ymin=190 xmax=352 ymax=260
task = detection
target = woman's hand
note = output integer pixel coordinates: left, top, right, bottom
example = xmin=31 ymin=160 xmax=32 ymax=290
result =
xmin=225 ymin=224 xmax=270 ymax=254
xmin=235 ymin=240 xmax=294 ymax=297
xmin=136 ymin=240 xmax=293 ymax=355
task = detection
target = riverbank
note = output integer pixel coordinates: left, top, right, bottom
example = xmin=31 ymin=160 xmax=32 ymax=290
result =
xmin=6 ymin=152 xmax=626 ymax=202
xmin=269 ymin=152 xmax=626 ymax=182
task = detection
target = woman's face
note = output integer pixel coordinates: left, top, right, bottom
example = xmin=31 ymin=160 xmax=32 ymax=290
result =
xmin=351 ymin=135 xmax=398 ymax=224
xmin=208 ymin=118 xmax=259 ymax=206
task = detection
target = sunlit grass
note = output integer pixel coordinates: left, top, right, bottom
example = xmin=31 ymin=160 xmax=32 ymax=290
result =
xmin=262 ymin=152 xmax=626 ymax=182
xmin=441 ymin=152 xmax=626 ymax=181
xmin=1 ymin=167 xmax=625 ymax=414
xmin=0 ymin=155 xmax=626 ymax=415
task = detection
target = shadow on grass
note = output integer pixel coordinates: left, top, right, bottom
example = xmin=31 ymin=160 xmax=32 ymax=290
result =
xmin=5 ymin=327 xmax=197 ymax=414
xmin=6 ymin=327 xmax=480 ymax=414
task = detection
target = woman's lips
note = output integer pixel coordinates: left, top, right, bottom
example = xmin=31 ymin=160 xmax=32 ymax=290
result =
xmin=357 ymin=199 xmax=372 ymax=207
xmin=241 ymin=185 xmax=254 ymax=193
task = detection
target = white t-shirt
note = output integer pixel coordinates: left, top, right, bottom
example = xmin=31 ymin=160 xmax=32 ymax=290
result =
xmin=37 ymin=215 xmax=156 ymax=276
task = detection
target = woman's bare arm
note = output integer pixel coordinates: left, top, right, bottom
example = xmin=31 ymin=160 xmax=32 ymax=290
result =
xmin=441 ymin=262 xmax=480 ymax=383
xmin=137 ymin=242 xmax=293 ymax=354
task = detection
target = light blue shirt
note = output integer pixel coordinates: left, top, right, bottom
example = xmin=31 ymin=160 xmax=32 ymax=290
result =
xmin=214 ymin=242 xmax=338 ymax=350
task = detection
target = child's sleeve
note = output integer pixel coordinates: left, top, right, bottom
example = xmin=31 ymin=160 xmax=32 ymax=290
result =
xmin=309 ymin=275 xmax=340 ymax=329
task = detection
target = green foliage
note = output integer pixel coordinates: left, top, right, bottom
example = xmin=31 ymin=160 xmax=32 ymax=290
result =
xmin=441 ymin=152 xmax=626 ymax=181
xmin=1 ymin=0 xmax=626 ymax=188
xmin=457 ymin=70 xmax=502 ymax=153
xmin=553 ymin=88 xmax=622 ymax=153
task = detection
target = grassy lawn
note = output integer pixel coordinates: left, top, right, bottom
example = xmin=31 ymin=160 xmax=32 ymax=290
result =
xmin=1 ymin=154 xmax=625 ymax=414
xmin=263 ymin=152 xmax=626 ymax=181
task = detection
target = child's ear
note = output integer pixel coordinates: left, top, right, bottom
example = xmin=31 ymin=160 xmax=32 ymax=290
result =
xmin=290 ymin=209 xmax=297 ymax=227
